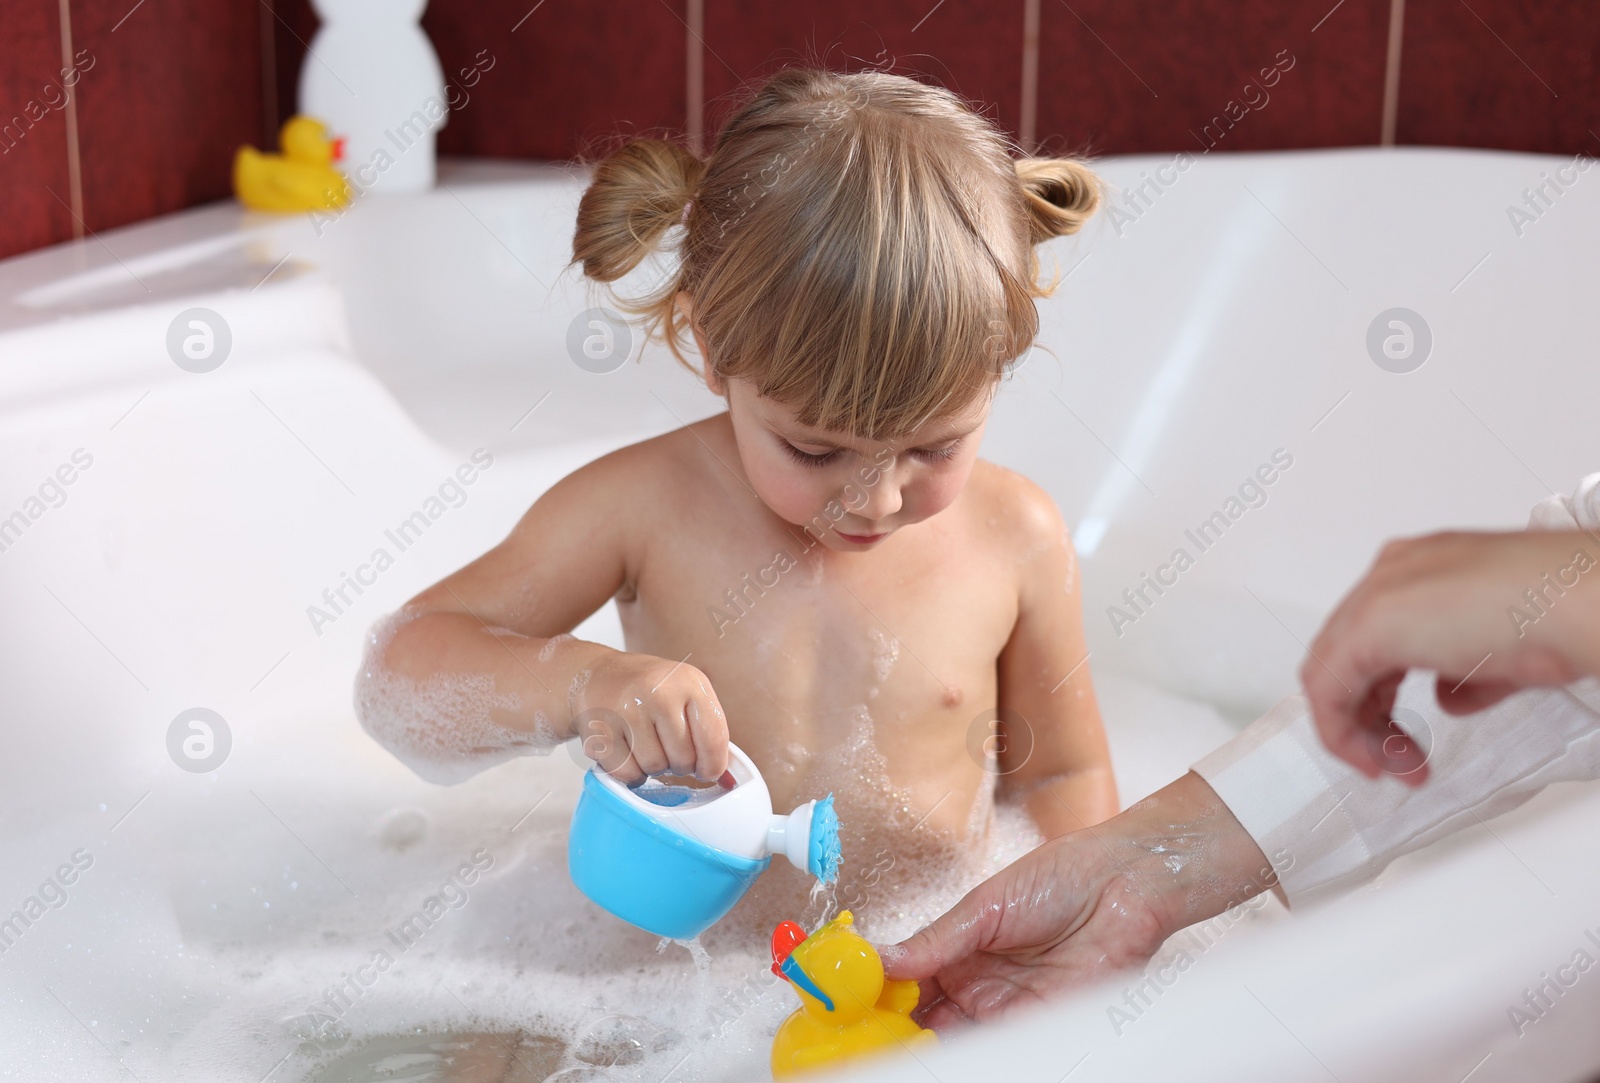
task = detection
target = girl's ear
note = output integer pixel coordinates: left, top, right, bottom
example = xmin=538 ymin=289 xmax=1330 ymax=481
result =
xmin=701 ymin=356 xmax=725 ymax=397
xmin=677 ymin=291 xmax=726 ymax=396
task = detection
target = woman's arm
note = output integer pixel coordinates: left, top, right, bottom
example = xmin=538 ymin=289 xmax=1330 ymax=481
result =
xmin=994 ymin=478 xmax=1118 ymax=834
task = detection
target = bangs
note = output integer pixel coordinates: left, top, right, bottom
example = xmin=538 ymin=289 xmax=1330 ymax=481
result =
xmin=687 ymin=99 xmax=1043 ymax=441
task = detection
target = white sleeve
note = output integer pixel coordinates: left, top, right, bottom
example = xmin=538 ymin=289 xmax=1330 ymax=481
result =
xmin=1528 ymin=472 xmax=1600 ymax=531
xmin=1193 ymin=472 xmax=1600 ymax=906
xmin=1194 ymin=673 xmax=1600 ymax=906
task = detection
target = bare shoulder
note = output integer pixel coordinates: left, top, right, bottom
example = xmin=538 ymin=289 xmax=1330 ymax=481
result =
xmin=553 ymin=417 xmax=713 ymax=500
xmin=512 ymin=416 xmax=720 ymax=540
xmin=959 ymin=459 xmax=1075 ymax=561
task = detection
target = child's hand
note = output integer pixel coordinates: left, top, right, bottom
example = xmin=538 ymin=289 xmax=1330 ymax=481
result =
xmin=570 ymin=649 xmax=731 ymax=784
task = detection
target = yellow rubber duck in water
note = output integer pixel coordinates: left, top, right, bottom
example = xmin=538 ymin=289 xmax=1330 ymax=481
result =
xmin=233 ymin=116 xmax=350 ymax=213
xmin=770 ymin=911 xmax=937 ymax=1077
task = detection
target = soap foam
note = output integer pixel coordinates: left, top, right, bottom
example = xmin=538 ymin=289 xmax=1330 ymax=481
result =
xmin=538 ymin=633 xmax=575 ymax=662
xmin=353 ymin=607 xmax=562 ymax=785
xmin=169 ymin=754 xmax=798 ymax=1083
xmin=704 ymin=705 xmax=1047 ymax=950
xmin=7 ymin=619 xmax=1264 ymax=1083
xmin=868 ymin=628 xmax=900 ymax=681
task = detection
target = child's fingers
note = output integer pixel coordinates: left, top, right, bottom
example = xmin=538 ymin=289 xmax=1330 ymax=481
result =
xmin=649 ymin=700 xmax=700 ymax=778
xmin=610 ymin=753 xmax=649 ymax=786
xmin=585 ymin=726 xmax=646 ymax=777
xmin=622 ymin=713 xmax=672 ymax=778
xmin=574 ymin=707 xmax=650 ymax=784
xmin=639 ymin=668 xmax=700 ymax=777
xmin=684 ymin=693 xmax=730 ymax=781
xmin=576 ymin=703 xmax=656 ymax=780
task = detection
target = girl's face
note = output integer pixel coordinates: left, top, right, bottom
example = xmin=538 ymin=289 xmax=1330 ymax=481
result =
xmin=718 ymin=375 xmax=993 ymax=553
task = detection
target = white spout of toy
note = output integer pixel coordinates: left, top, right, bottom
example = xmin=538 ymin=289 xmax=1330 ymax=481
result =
xmin=768 ymin=794 xmax=840 ymax=883
xmin=768 ymin=804 xmax=816 ymax=873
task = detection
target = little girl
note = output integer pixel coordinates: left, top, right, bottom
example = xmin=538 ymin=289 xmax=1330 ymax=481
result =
xmin=356 ymin=68 xmax=1116 ymax=939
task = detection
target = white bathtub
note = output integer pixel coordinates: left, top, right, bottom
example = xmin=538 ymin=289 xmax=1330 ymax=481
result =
xmin=1 ymin=149 xmax=1597 ymax=1082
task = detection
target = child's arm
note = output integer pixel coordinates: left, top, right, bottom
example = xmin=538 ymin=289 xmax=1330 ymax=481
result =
xmin=361 ymin=442 xmax=730 ymax=783
xmin=994 ymin=481 xmax=1118 ymax=835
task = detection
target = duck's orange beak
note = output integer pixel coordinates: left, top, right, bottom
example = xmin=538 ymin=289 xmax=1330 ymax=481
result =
xmin=771 ymin=920 xmax=806 ymax=979
xmin=330 ymin=137 xmax=346 ymax=162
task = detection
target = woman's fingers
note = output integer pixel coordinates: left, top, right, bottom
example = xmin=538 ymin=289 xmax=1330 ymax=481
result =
xmin=1436 ymin=676 xmax=1520 ymax=715
xmin=883 ymin=879 xmax=1007 ymax=985
xmin=1302 ymin=531 xmax=1600 ymax=773
xmin=918 ymin=994 xmax=975 ymax=1033
xmin=1301 ymin=655 xmax=1381 ymax=779
xmin=1356 ymin=671 xmax=1432 ymax=782
xmin=1362 ymin=716 xmax=1429 ymax=783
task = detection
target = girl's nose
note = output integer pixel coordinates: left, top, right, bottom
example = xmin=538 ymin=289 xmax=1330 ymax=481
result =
xmin=856 ymin=476 xmax=903 ymax=521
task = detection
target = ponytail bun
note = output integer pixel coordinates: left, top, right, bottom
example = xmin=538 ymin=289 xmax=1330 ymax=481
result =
xmin=1015 ymin=157 xmax=1101 ymax=243
xmin=573 ymin=139 xmax=706 ymax=282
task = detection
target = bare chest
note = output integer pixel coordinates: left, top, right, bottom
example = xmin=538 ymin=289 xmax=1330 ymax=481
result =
xmin=616 ymin=520 xmax=1017 ymax=807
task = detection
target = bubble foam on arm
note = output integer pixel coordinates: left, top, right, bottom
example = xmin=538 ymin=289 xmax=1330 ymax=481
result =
xmin=353 ymin=607 xmax=572 ymax=784
xmin=351 ymin=445 xmax=650 ymax=783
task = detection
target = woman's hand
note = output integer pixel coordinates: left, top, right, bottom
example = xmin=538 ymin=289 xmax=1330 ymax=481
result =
xmin=568 ymin=645 xmax=731 ymax=784
xmin=882 ymin=830 xmax=1169 ymax=1028
xmin=882 ymin=772 xmax=1274 ymax=1029
xmin=1301 ymin=530 xmax=1600 ymax=784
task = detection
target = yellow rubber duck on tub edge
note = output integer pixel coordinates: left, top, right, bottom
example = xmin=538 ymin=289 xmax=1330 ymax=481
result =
xmin=770 ymin=911 xmax=936 ymax=1078
xmin=233 ymin=116 xmax=350 ymax=213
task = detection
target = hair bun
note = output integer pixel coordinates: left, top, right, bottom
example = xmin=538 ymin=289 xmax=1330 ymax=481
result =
xmin=1015 ymin=157 xmax=1102 ymax=243
xmin=573 ymin=139 xmax=706 ymax=282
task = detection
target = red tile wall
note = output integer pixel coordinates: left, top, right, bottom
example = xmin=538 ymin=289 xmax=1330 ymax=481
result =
xmin=1034 ymin=0 xmax=1391 ymax=155
xmin=424 ymin=1 xmax=686 ymax=160
xmin=700 ymin=0 xmax=1024 ymax=141
xmin=1 ymin=1 xmax=77 ymax=256
xmin=3 ymin=0 xmax=1598 ymax=262
xmin=72 ymin=0 xmax=264 ymax=237
xmin=1397 ymin=0 xmax=1600 ymax=154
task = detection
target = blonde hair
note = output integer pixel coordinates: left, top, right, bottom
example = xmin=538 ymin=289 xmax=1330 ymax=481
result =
xmin=572 ymin=68 xmax=1099 ymax=440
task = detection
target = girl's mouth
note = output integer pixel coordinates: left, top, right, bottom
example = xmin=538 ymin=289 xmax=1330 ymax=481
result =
xmin=834 ymin=529 xmax=887 ymax=545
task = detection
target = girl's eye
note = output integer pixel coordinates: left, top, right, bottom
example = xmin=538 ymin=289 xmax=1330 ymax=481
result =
xmin=781 ymin=442 xmax=840 ymax=467
xmin=911 ymin=441 xmax=962 ymax=463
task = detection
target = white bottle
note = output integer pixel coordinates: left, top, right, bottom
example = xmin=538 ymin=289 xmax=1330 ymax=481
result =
xmin=298 ymin=0 xmax=446 ymax=195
